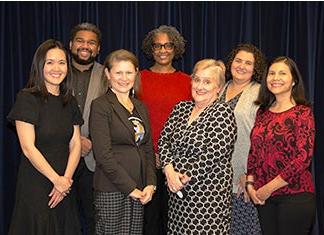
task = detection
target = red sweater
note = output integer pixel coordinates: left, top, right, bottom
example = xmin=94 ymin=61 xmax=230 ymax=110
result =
xmin=247 ymin=105 xmax=315 ymax=196
xmin=138 ymin=69 xmax=192 ymax=152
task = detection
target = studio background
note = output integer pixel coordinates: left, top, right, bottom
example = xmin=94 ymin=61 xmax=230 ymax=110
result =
xmin=1 ymin=1 xmax=323 ymax=234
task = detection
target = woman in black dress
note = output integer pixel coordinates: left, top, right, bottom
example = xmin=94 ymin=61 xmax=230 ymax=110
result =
xmin=7 ymin=39 xmax=83 ymax=234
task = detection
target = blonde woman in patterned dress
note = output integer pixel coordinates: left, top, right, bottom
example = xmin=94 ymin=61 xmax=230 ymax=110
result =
xmin=159 ymin=59 xmax=237 ymax=234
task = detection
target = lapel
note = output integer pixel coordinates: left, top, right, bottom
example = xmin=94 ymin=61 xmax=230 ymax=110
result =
xmin=106 ymin=89 xmax=136 ymax=138
xmin=82 ymin=62 xmax=104 ymax=136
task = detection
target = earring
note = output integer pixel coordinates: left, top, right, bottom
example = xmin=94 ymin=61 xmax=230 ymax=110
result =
xmin=292 ymin=82 xmax=295 ymax=86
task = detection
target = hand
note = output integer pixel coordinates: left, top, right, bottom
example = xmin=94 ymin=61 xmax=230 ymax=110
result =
xmin=48 ymin=187 xmax=65 ymax=208
xmin=81 ymin=136 xmax=92 ymax=156
xmin=256 ymin=184 xmax=272 ymax=201
xmin=129 ymin=188 xmax=144 ymax=201
xmin=140 ymin=185 xmax=155 ymax=205
xmin=246 ymin=185 xmax=265 ymax=205
xmin=164 ymin=164 xmax=185 ymax=193
xmin=180 ymin=174 xmax=190 ymax=185
xmin=52 ymin=176 xmax=72 ymax=194
xmin=237 ymin=174 xmax=250 ymax=203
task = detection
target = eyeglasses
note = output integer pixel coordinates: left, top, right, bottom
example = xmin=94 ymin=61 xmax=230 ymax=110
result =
xmin=152 ymin=42 xmax=175 ymax=51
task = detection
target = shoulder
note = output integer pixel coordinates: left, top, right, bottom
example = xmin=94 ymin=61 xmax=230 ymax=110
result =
xmin=212 ymin=101 xmax=233 ymax=113
xmin=16 ymin=89 xmax=40 ymax=103
xmin=242 ymin=82 xmax=260 ymax=98
xmin=294 ymin=104 xmax=314 ymax=118
xmin=175 ymin=100 xmax=194 ymax=109
xmin=91 ymin=92 xmax=111 ymax=109
xmin=175 ymin=71 xmax=191 ymax=80
xmin=93 ymin=61 xmax=104 ymax=70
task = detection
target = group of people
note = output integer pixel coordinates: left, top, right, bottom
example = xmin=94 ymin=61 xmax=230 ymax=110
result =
xmin=7 ymin=22 xmax=316 ymax=235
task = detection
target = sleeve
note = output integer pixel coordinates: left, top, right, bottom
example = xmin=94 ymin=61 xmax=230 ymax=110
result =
xmin=89 ymin=98 xmax=137 ymax=195
xmin=70 ymin=96 xmax=84 ymax=126
xmin=184 ymin=103 xmax=237 ymax=182
xmin=158 ymin=103 xmax=182 ymax=168
xmin=279 ymin=106 xmax=315 ymax=183
xmin=246 ymin=110 xmax=262 ymax=178
xmin=140 ymin=104 xmax=157 ymax=186
xmin=7 ymin=90 xmax=40 ymax=125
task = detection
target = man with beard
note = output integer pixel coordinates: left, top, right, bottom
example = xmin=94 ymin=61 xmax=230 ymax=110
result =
xmin=69 ymin=22 xmax=106 ymax=235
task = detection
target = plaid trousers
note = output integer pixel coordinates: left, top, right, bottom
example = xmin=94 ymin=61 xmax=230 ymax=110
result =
xmin=94 ymin=191 xmax=143 ymax=235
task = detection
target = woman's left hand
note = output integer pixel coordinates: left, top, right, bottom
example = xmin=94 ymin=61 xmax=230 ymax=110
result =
xmin=140 ymin=185 xmax=155 ymax=205
xmin=256 ymin=184 xmax=272 ymax=201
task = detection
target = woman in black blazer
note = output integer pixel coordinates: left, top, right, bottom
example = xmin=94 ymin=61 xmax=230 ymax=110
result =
xmin=89 ymin=49 xmax=156 ymax=234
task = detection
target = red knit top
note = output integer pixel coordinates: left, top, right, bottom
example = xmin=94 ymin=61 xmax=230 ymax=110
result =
xmin=247 ymin=105 xmax=315 ymax=196
xmin=138 ymin=69 xmax=192 ymax=152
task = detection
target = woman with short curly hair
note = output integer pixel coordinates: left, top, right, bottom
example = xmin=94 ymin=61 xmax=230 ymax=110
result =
xmin=219 ymin=43 xmax=267 ymax=235
xmin=138 ymin=25 xmax=192 ymax=235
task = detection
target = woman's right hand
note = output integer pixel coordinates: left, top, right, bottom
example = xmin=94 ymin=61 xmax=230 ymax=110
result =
xmin=164 ymin=164 xmax=185 ymax=193
xmin=246 ymin=185 xmax=265 ymax=205
xmin=52 ymin=176 xmax=72 ymax=194
xmin=129 ymin=188 xmax=144 ymax=200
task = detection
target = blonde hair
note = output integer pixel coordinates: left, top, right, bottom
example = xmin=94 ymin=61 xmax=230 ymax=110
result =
xmin=192 ymin=59 xmax=225 ymax=89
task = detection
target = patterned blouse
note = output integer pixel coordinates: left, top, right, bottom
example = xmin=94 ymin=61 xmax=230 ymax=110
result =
xmin=247 ymin=105 xmax=315 ymax=196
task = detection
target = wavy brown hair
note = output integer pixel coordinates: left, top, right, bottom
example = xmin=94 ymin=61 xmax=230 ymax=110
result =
xmin=225 ymin=43 xmax=267 ymax=82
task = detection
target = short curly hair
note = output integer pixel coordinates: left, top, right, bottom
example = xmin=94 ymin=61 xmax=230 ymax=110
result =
xmin=141 ymin=25 xmax=186 ymax=60
xmin=225 ymin=43 xmax=267 ymax=82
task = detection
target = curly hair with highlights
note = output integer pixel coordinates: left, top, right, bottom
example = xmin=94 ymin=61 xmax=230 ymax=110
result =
xmin=225 ymin=43 xmax=267 ymax=82
xmin=141 ymin=25 xmax=186 ymax=60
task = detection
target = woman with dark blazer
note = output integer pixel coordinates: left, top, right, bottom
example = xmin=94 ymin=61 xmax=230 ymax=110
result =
xmin=89 ymin=49 xmax=156 ymax=234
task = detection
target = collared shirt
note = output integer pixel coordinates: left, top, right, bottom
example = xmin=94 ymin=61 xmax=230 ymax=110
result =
xmin=71 ymin=64 xmax=93 ymax=114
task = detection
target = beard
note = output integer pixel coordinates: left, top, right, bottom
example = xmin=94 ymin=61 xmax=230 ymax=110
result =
xmin=71 ymin=48 xmax=97 ymax=65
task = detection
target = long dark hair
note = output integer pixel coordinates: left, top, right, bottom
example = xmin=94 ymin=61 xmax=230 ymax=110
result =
xmin=255 ymin=56 xmax=310 ymax=110
xmin=25 ymin=39 xmax=73 ymax=105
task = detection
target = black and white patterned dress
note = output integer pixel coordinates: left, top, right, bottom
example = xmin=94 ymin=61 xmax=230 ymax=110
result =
xmin=158 ymin=100 xmax=237 ymax=235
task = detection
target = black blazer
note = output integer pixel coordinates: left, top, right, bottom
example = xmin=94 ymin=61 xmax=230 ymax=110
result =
xmin=89 ymin=89 xmax=156 ymax=195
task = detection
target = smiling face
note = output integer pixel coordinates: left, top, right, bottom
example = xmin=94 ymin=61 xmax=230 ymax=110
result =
xmin=152 ymin=33 xmax=175 ymax=67
xmin=105 ymin=60 xmax=138 ymax=96
xmin=43 ymin=48 xmax=68 ymax=93
xmin=267 ymin=61 xmax=294 ymax=100
xmin=191 ymin=67 xmax=221 ymax=107
xmin=230 ymin=50 xmax=255 ymax=84
xmin=69 ymin=30 xmax=100 ymax=65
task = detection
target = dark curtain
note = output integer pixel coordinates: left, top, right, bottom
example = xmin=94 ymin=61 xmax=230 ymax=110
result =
xmin=1 ymin=2 xmax=323 ymax=234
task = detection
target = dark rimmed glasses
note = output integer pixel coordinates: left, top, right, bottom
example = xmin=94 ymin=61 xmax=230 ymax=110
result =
xmin=152 ymin=42 xmax=175 ymax=51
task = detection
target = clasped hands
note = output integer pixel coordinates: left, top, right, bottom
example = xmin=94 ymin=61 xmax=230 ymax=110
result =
xmin=164 ymin=164 xmax=190 ymax=193
xmin=48 ymin=176 xmax=73 ymax=208
xmin=247 ymin=184 xmax=272 ymax=205
xmin=129 ymin=185 xmax=155 ymax=205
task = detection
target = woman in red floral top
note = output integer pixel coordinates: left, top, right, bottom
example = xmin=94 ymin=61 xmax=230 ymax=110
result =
xmin=247 ymin=56 xmax=316 ymax=235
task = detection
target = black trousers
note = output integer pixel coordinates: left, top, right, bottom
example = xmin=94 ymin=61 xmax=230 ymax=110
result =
xmin=143 ymin=169 xmax=168 ymax=235
xmin=257 ymin=192 xmax=315 ymax=235
xmin=73 ymin=158 xmax=95 ymax=235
